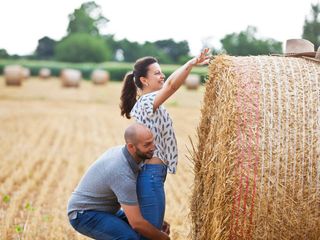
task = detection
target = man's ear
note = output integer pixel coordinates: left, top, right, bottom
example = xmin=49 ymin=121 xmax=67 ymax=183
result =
xmin=127 ymin=143 xmax=136 ymax=152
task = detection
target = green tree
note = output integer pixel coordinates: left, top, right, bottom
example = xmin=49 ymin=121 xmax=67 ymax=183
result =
xmin=221 ymin=26 xmax=282 ymax=56
xmin=0 ymin=48 xmax=9 ymax=58
xmin=67 ymin=1 xmax=109 ymax=36
xmin=35 ymin=36 xmax=56 ymax=59
xmin=114 ymin=39 xmax=142 ymax=62
xmin=55 ymin=33 xmax=111 ymax=62
xmin=140 ymin=41 xmax=172 ymax=64
xmin=103 ymin=34 xmax=116 ymax=59
xmin=113 ymin=38 xmax=189 ymax=63
xmin=302 ymin=3 xmax=320 ymax=49
xmin=154 ymin=39 xmax=190 ymax=63
xmin=116 ymin=39 xmax=171 ymax=63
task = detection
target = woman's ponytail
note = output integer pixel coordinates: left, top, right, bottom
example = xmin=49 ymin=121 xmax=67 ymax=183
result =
xmin=120 ymin=72 xmax=137 ymax=119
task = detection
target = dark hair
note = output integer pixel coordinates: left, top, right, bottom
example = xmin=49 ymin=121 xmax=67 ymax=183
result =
xmin=120 ymin=56 xmax=158 ymax=119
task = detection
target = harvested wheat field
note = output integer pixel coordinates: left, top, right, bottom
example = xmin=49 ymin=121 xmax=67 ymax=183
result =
xmin=0 ymin=77 xmax=205 ymax=240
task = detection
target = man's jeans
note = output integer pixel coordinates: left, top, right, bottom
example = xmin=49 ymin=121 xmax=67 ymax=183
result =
xmin=137 ymin=164 xmax=167 ymax=240
xmin=69 ymin=209 xmax=139 ymax=240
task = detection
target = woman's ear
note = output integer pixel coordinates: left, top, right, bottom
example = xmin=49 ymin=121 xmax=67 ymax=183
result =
xmin=140 ymin=77 xmax=149 ymax=87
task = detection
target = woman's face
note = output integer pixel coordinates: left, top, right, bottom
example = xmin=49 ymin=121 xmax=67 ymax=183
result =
xmin=145 ymin=62 xmax=165 ymax=91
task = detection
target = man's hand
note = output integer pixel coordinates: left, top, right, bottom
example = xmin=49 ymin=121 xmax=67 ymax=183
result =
xmin=162 ymin=220 xmax=170 ymax=235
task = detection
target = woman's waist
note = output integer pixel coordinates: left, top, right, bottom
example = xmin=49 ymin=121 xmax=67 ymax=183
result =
xmin=150 ymin=151 xmax=175 ymax=165
xmin=140 ymin=158 xmax=167 ymax=176
xmin=144 ymin=157 xmax=164 ymax=164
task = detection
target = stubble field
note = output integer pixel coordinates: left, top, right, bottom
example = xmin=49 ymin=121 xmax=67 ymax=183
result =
xmin=0 ymin=77 xmax=204 ymax=240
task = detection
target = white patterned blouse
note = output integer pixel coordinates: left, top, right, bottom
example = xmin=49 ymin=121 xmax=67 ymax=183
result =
xmin=130 ymin=91 xmax=178 ymax=174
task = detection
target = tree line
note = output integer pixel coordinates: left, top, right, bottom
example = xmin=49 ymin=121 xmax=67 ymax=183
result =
xmin=0 ymin=1 xmax=319 ymax=63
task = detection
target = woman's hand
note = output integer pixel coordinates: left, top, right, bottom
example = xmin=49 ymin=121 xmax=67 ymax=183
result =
xmin=189 ymin=48 xmax=211 ymax=66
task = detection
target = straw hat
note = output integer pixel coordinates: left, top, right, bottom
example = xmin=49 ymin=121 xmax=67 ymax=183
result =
xmin=284 ymin=38 xmax=320 ymax=63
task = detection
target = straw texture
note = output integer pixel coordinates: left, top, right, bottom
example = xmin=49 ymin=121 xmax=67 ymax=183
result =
xmin=190 ymin=55 xmax=320 ymax=240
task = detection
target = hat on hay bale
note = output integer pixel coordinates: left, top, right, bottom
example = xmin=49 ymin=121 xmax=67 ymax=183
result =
xmin=284 ymin=38 xmax=320 ymax=63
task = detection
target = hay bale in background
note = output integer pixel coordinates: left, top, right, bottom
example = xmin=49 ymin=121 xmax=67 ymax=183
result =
xmin=91 ymin=69 xmax=109 ymax=85
xmin=22 ymin=67 xmax=30 ymax=80
xmin=185 ymin=74 xmax=200 ymax=90
xmin=190 ymin=55 xmax=320 ymax=240
xmin=39 ymin=68 xmax=51 ymax=79
xmin=4 ymin=65 xmax=23 ymax=86
xmin=60 ymin=69 xmax=81 ymax=88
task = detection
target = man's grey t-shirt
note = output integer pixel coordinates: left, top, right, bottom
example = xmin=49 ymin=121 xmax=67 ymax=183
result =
xmin=67 ymin=145 xmax=140 ymax=215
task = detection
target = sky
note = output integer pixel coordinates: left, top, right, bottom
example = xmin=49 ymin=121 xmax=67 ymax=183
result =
xmin=0 ymin=0 xmax=318 ymax=56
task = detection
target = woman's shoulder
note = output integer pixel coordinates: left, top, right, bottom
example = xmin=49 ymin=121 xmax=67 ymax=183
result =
xmin=139 ymin=90 xmax=159 ymax=100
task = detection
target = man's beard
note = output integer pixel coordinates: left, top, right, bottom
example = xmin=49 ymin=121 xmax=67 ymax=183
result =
xmin=135 ymin=147 xmax=154 ymax=160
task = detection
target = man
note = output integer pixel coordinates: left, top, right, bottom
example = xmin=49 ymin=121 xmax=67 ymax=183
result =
xmin=67 ymin=123 xmax=170 ymax=240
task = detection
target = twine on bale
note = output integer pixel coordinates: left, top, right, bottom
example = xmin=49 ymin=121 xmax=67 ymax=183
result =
xmin=190 ymin=55 xmax=320 ymax=240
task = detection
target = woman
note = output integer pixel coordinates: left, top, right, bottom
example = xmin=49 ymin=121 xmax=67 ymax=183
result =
xmin=120 ymin=48 xmax=210 ymax=237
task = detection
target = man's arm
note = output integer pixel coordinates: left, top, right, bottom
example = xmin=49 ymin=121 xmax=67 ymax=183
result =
xmin=121 ymin=204 xmax=170 ymax=240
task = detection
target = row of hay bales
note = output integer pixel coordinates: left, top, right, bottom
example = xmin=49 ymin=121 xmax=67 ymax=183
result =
xmin=3 ymin=65 xmax=110 ymax=87
xmin=60 ymin=70 xmax=200 ymax=88
xmin=3 ymin=64 xmax=201 ymax=89
xmin=191 ymin=55 xmax=320 ymax=239
xmin=60 ymin=68 xmax=109 ymax=87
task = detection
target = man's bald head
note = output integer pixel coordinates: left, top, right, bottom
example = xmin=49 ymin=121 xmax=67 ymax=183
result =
xmin=124 ymin=123 xmax=152 ymax=145
xmin=124 ymin=123 xmax=155 ymax=162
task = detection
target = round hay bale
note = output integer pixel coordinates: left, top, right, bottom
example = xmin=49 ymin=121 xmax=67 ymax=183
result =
xmin=39 ymin=68 xmax=51 ymax=79
xmin=191 ymin=55 xmax=320 ymax=240
xmin=185 ymin=74 xmax=200 ymax=89
xmin=21 ymin=67 xmax=30 ymax=79
xmin=60 ymin=69 xmax=81 ymax=87
xmin=91 ymin=69 xmax=109 ymax=85
xmin=4 ymin=65 xmax=23 ymax=86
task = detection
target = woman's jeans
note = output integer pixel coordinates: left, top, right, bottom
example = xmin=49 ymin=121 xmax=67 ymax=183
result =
xmin=137 ymin=164 xmax=167 ymax=240
xmin=69 ymin=209 xmax=139 ymax=240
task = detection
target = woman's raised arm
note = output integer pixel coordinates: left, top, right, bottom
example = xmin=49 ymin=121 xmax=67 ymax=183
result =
xmin=153 ymin=48 xmax=210 ymax=110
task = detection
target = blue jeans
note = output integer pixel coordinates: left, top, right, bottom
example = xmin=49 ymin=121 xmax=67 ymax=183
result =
xmin=69 ymin=209 xmax=139 ymax=240
xmin=137 ymin=164 xmax=167 ymax=240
